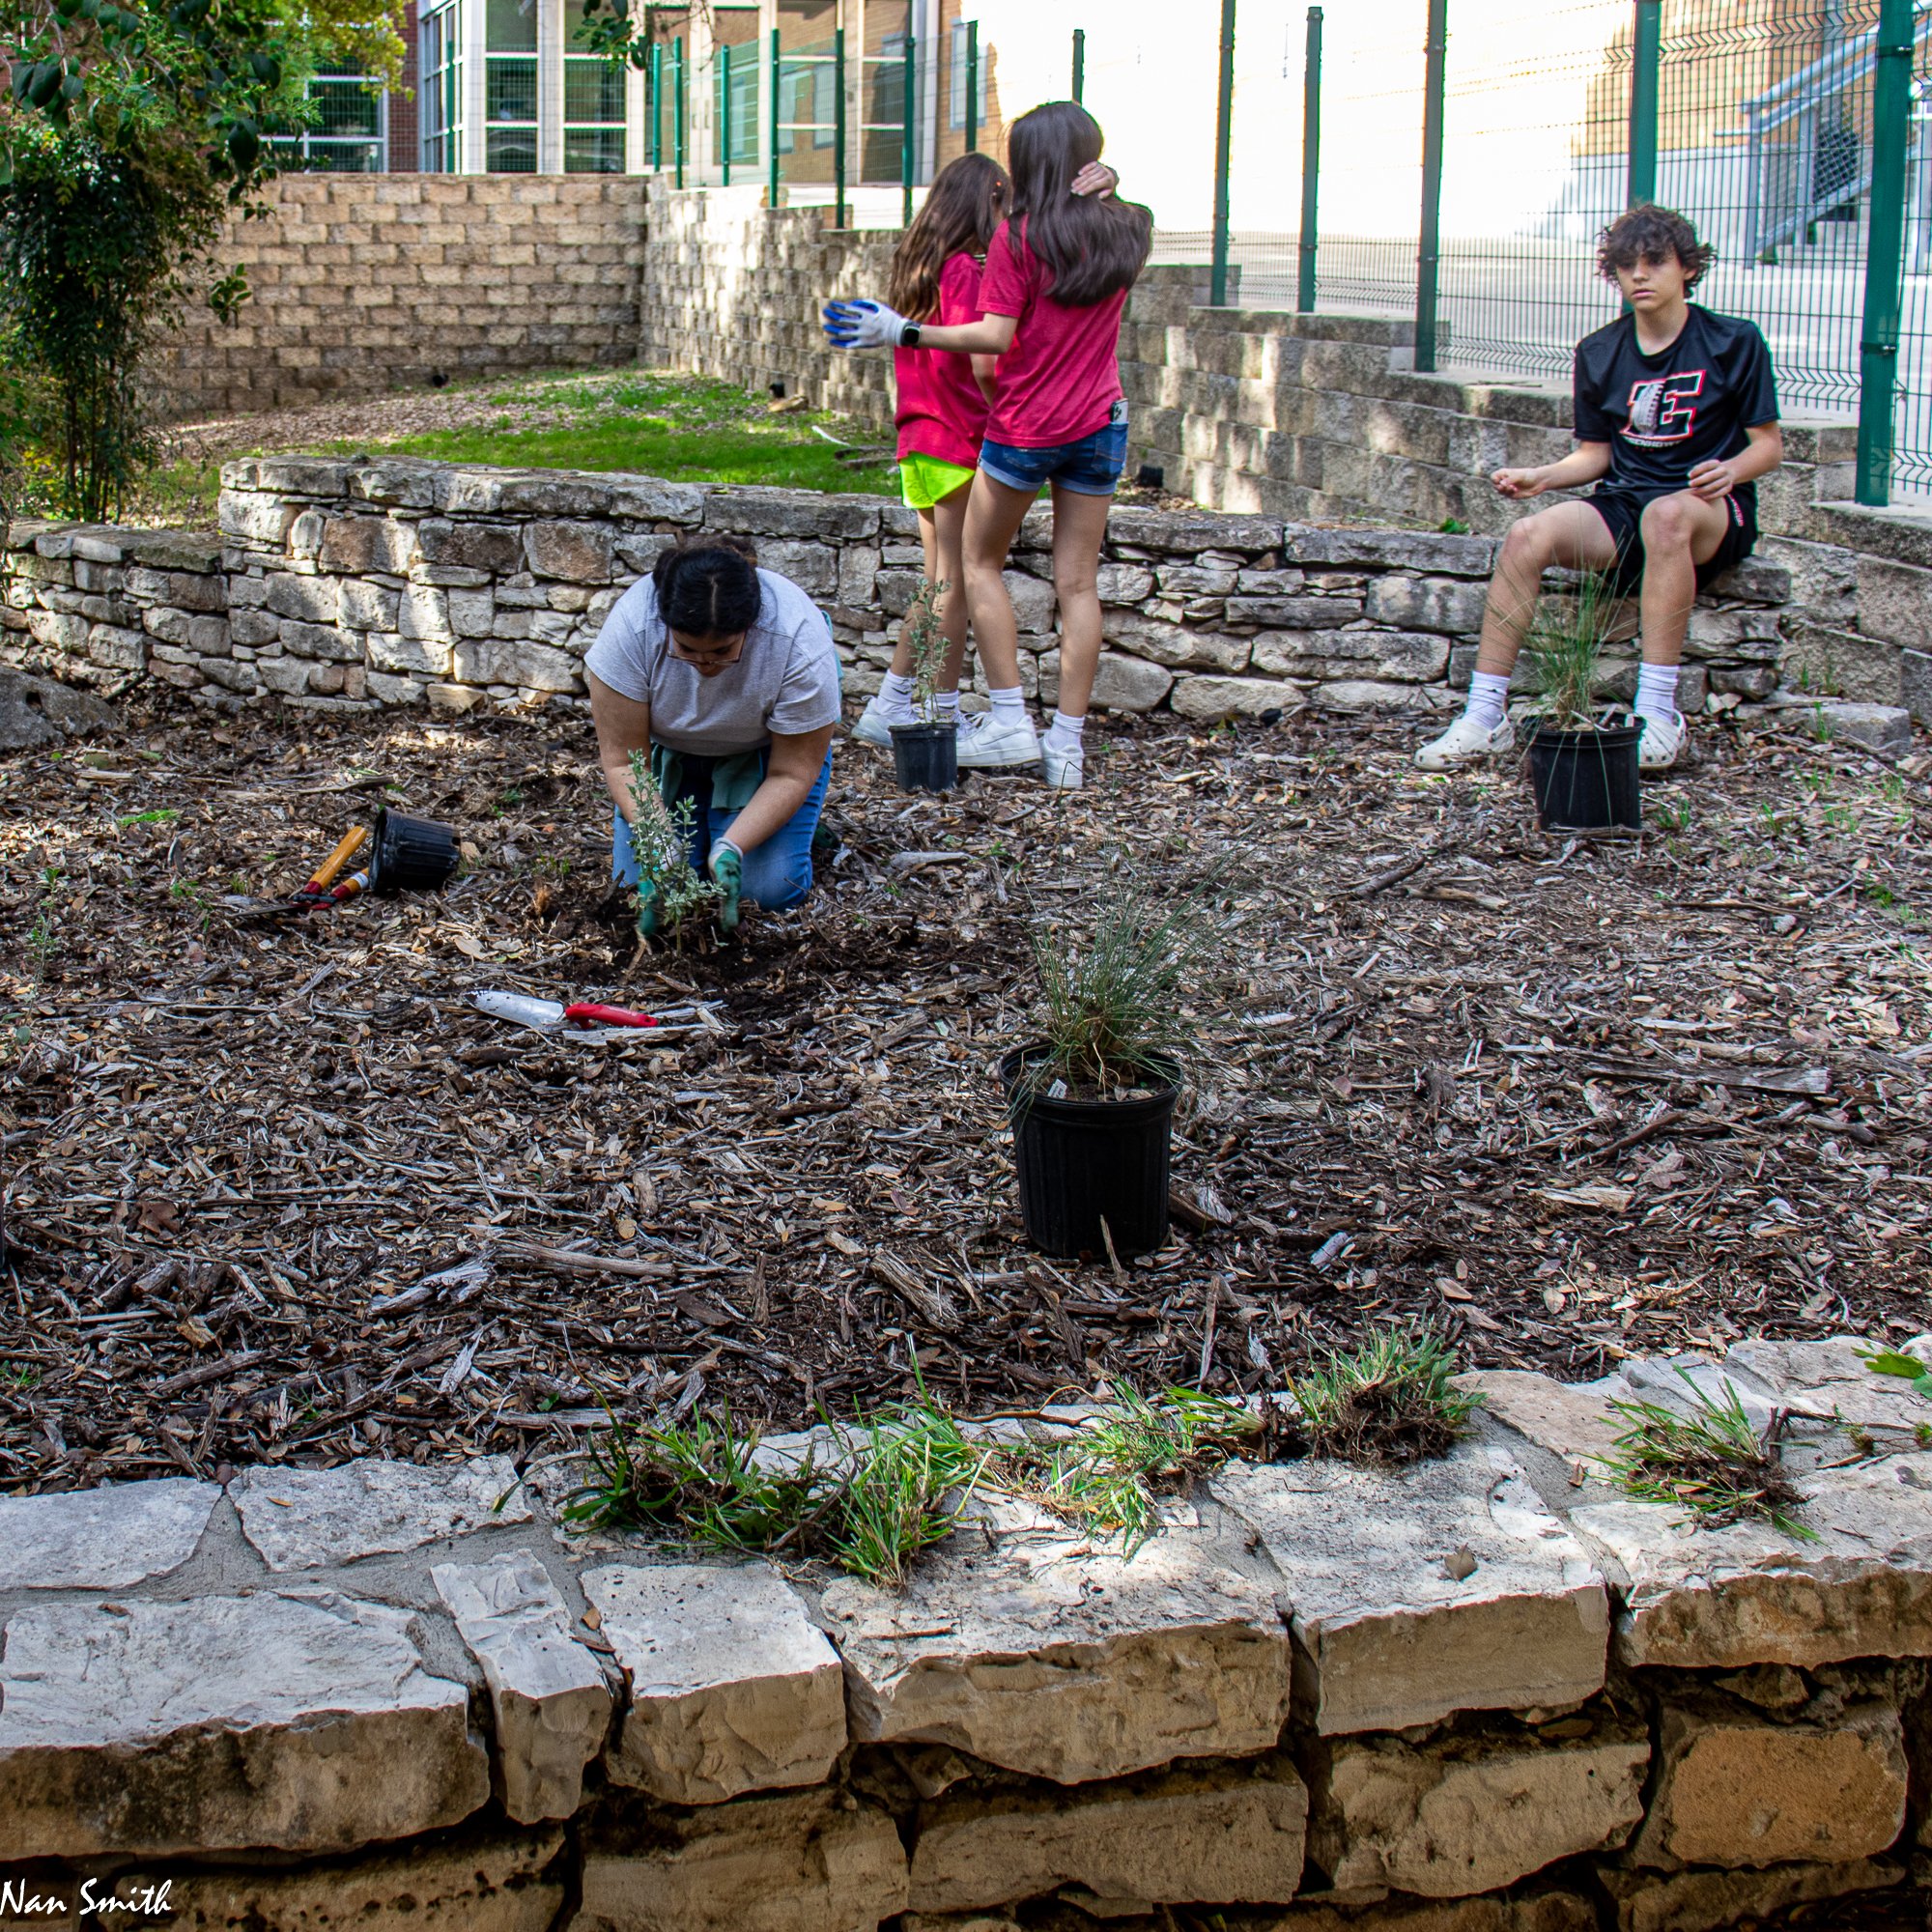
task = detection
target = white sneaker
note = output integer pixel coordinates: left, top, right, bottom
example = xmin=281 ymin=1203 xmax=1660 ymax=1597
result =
xmin=1041 ymin=739 xmax=1085 ymax=790
xmin=850 ymin=694 xmax=912 ymax=749
xmin=1637 ymin=709 xmax=1686 ymax=770
xmin=1413 ymin=712 xmax=1517 ymax=770
xmin=955 ymin=713 xmax=1041 ymax=770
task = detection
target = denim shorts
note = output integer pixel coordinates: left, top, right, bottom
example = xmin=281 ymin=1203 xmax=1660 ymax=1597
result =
xmin=980 ymin=401 xmax=1129 ymax=497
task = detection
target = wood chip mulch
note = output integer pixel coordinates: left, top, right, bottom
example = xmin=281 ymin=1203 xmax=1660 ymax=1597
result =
xmin=3 ymin=697 xmax=1929 ymax=1492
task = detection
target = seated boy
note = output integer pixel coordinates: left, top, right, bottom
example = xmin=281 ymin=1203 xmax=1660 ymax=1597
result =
xmin=1416 ymin=203 xmax=1782 ymax=773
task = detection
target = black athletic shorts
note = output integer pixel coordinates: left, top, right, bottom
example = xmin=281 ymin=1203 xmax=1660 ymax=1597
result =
xmin=1585 ymin=487 xmax=1757 ymax=598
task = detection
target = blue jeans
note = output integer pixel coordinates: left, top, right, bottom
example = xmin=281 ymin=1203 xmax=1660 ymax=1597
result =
xmin=980 ymin=400 xmax=1130 ymax=497
xmin=611 ymin=749 xmax=832 ymax=911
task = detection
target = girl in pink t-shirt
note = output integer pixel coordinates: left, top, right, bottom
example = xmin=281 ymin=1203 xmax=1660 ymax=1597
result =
xmin=827 ymin=102 xmax=1151 ymax=791
xmin=851 ymin=154 xmax=1009 ymax=753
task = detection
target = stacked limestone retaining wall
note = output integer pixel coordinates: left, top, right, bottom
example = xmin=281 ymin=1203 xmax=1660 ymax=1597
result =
xmin=0 ymin=1340 xmax=1929 ymax=1928
xmin=4 ymin=457 xmax=1827 ymax=725
xmin=150 ymin=174 xmax=651 ymax=422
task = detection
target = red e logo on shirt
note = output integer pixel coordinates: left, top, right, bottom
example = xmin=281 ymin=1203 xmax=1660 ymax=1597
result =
xmin=1623 ymin=369 xmax=1704 ymax=445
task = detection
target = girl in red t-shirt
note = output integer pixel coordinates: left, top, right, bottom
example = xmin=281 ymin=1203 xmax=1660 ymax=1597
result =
xmin=827 ymin=102 xmax=1152 ymax=791
xmin=851 ymin=154 xmax=1009 ymax=754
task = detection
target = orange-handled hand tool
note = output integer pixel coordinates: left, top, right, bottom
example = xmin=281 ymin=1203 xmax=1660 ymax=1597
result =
xmin=299 ymin=825 xmax=369 ymax=898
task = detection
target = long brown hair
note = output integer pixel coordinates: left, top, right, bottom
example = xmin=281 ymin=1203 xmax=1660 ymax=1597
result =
xmin=1005 ymin=100 xmax=1151 ymax=307
xmin=888 ymin=152 xmax=1010 ymax=320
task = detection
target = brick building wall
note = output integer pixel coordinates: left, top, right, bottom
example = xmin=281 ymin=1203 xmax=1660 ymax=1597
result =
xmin=149 ymin=173 xmax=648 ymax=421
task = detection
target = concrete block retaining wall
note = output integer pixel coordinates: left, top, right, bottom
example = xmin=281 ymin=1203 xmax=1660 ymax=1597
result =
xmin=150 ymin=174 xmax=652 ymax=422
xmin=1 ymin=1341 xmax=1929 ymax=1927
xmin=3 ymin=457 xmax=1819 ymax=724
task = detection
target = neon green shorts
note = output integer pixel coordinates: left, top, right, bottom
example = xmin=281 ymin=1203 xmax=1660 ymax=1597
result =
xmin=899 ymin=452 xmax=976 ymax=511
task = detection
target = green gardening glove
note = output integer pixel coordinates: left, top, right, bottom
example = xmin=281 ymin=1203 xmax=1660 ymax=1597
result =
xmin=708 ymin=839 xmax=743 ymax=934
xmin=635 ymin=888 xmax=661 ymax=938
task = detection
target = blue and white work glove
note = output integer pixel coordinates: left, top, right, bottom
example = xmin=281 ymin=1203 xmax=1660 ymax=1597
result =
xmin=822 ymin=298 xmax=912 ymax=351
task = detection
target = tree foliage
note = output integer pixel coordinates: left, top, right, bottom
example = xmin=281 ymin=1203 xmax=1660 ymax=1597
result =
xmin=0 ymin=0 xmax=403 ymax=519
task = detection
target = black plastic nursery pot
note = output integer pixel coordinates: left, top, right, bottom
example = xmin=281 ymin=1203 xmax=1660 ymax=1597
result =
xmin=1000 ymin=1045 xmax=1179 ymax=1261
xmin=1522 ymin=722 xmax=1642 ymax=834
xmin=890 ymin=721 xmax=957 ymax=793
xmin=366 ymin=808 xmax=462 ymax=894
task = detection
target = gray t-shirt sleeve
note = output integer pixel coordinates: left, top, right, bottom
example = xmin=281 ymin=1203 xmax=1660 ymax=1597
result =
xmin=582 ymin=578 xmax=659 ymax=701
xmin=766 ymin=605 xmax=843 ymax=737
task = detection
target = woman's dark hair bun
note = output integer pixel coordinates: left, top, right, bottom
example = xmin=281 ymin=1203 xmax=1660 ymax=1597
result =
xmin=652 ymin=533 xmax=762 ymax=639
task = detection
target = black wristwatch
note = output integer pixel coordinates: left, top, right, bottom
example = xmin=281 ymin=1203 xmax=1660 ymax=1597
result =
xmin=900 ymin=321 xmax=923 ymax=348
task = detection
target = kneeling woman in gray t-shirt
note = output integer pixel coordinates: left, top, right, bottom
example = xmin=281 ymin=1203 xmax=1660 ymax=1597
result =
xmin=585 ymin=534 xmax=840 ymax=931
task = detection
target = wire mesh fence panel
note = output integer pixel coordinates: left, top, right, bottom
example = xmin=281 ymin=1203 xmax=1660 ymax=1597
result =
xmin=1432 ymin=0 xmax=1631 ymax=381
xmin=1896 ymin=22 xmax=1932 ymax=494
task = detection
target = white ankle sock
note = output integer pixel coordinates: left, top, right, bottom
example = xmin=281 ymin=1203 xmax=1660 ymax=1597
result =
xmin=881 ymin=670 xmax=917 ymax=715
xmin=933 ymin=689 xmax=960 ymax=724
xmin=987 ymin=686 xmax=1028 ymax=726
xmin=1634 ymin=662 xmax=1681 ymax=723
xmin=1463 ymin=670 xmax=1511 ymax=732
xmin=1043 ymin=710 xmax=1086 ymax=753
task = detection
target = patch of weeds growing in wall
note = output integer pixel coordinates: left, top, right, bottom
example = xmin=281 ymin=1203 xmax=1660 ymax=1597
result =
xmin=988 ymin=1386 xmax=1259 ymax=1555
xmin=564 ymin=1392 xmax=989 ymax=1588
xmin=627 ymin=750 xmax=719 ymax=939
xmin=1276 ymin=1323 xmax=1483 ymax=1466
xmin=1599 ymin=1369 xmax=1813 ymax=1539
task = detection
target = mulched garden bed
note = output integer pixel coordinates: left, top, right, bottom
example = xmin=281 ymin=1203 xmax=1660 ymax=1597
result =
xmin=2 ymin=697 xmax=1928 ymax=1492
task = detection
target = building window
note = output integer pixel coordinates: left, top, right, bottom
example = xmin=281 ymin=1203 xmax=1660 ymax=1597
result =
xmin=565 ymin=0 xmax=626 ymax=172
xmin=778 ymin=38 xmax=835 ymax=154
xmin=712 ymin=14 xmax=760 ymax=169
xmin=274 ymin=66 xmax=388 ymax=171
xmin=949 ymin=18 xmax=984 ymax=132
xmin=420 ymin=0 xmax=463 ymax=172
xmin=486 ymin=0 xmax=538 ymax=172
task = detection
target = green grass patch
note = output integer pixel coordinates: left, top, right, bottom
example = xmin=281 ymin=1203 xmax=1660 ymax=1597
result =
xmin=1279 ymin=1323 xmax=1483 ymax=1464
xmin=1599 ymin=1370 xmax=1813 ymax=1539
xmin=123 ymin=371 xmax=899 ymax=522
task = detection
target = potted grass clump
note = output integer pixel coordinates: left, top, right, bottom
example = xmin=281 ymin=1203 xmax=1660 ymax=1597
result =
xmin=1520 ymin=571 xmax=1643 ymax=833
xmin=890 ymin=578 xmax=956 ymax=794
xmin=1002 ymin=860 xmax=1223 ymax=1261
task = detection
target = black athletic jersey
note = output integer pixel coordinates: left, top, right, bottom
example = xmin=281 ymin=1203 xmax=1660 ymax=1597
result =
xmin=1573 ymin=305 xmax=1779 ymax=508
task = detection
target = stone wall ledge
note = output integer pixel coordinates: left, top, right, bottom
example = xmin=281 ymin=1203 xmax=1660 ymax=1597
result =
xmin=6 ymin=459 xmax=1872 ymax=727
xmin=1 ymin=1337 xmax=1928 ymax=1928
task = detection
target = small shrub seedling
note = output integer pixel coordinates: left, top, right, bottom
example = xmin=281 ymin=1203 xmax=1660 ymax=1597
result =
xmin=1522 ymin=573 xmax=1623 ymax=732
xmin=626 ymin=750 xmax=720 ymax=938
xmin=1279 ymin=1323 xmax=1483 ymax=1465
xmin=1599 ymin=1369 xmax=1813 ymax=1539
xmin=901 ymin=577 xmax=952 ymax=723
xmin=1022 ymin=856 xmax=1231 ymax=1100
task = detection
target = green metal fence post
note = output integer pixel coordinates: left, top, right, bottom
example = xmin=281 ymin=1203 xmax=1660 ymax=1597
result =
xmin=1297 ymin=6 xmax=1321 ymax=314
xmin=768 ymin=27 xmax=781 ymax=206
xmin=1072 ymin=28 xmax=1085 ymax=102
xmin=1857 ymin=0 xmax=1913 ymax=505
xmin=721 ymin=42 xmax=733 ymax=186
xmin=965 ymin=19 xmax=979 ymax=154
xmin=901 ymin=33 xmax=917 ymax=227
xmin=1628 ymin=0 xmax=1661 ymax=205
xmin=1414 ymin=0 xmax=1447 ymax=373
xmin=649 ymin=40 xmax=662 ymax=171
xmin=834 ymin=25 xmax=847 ymax=228
xmin=1209 ymin=0 xmax=1236 ymax=306
xmin=673 ymin=35 xmax=686 ymax=189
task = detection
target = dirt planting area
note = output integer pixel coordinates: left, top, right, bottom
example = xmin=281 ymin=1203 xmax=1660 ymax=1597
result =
xmin=2 ymin=699 xmax=1929 ymax=1492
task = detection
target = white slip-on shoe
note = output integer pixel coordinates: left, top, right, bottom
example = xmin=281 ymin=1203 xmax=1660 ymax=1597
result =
xmin=955 ymin=713 xmax=1042 ymax=770
xmin=1413 ymin=712 xmax=1517 ymax=771
xmin=1637 ymin=709 xmax=1686 ymax=771
xmin=1040 ymin=739 xmax=1085 ymax=791
xmin=849 ymin=694 xmax=910 ymax=749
